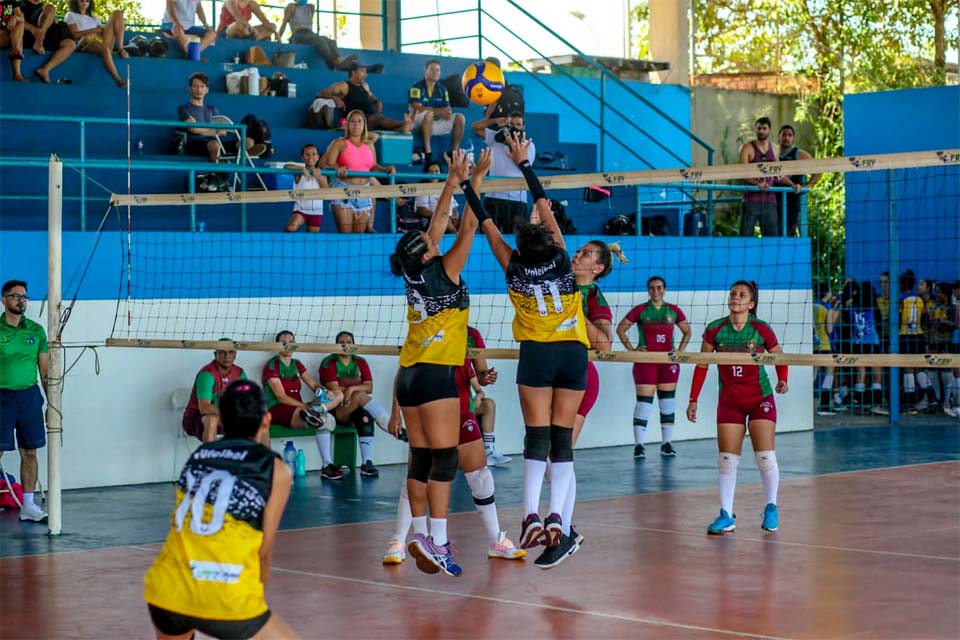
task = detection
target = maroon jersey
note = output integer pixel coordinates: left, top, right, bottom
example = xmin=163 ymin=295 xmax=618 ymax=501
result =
xmin=185 ymin=360 xmax=246 ymax=414
xmin=625 ymin=302 xmax=687 ymax=352
xmin=579 ymin=284 xmax=613 ymax=324
xmin=318 ymin=354 xmax=372 ymax=389
xmin=455 ymin=361 xmax=476 ymax=414
xmin=262 ymin=356 xmax=307 ymax=406
xmin=702 ymin=316 xmax=779 ymax=398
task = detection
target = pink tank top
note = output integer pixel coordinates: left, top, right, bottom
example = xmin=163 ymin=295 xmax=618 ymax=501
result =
xmin=337 ymin=140 xmax=375 ymax=172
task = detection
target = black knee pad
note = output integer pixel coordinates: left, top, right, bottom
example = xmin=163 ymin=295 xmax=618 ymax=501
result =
xmin=429 ymin=446 xmax=459 ymax=482
xmin=549 ymin=425 xmax=574 ymax=462
xmin=658 ymin=389 xmax=676 ymax=399
xmin=407 ymin=446 xmax=431 ymax=483
xmin=523 ymin=426 xmax=551 ymax=461
xmin=351 ymin=408 xmax=375 ymax=437
xmin=636 ymin=394 xmax=655 ymax=403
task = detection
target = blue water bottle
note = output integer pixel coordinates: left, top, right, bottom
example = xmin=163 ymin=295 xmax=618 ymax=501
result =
xmin=283 ymin=441 xmax=297 ymax=476
xmin=295 ymin=449 xmax=306 ymax=477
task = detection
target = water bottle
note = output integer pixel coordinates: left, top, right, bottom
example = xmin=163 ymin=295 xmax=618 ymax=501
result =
xmin=283 ymin=441 xmax=297 ymax=476
xmin=295 ymin=448 xmax=306 ymax=476
xmin=136 ymin=137 xmax=144 ymax=156
xmin=197 ymin=221 xmax=206 ymax=233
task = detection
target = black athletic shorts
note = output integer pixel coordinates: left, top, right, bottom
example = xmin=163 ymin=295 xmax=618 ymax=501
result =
xmin=899 ymin=334 xmax=926 ymax=355
xmin=147 ymin=604 xmax=271 ymax=640
xmin=849 ymin=343 xmax=878 ymax=355
xmin=516 ymin=340 xmax=588 ymax=390
xmin=395 ymin=363 xmax=458 ymax=407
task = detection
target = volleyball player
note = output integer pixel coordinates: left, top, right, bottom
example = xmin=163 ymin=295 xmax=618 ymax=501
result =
xmin=389 ymin=148 xmax=492 ymax=576
xmin=616 ymin=276 xmax=691 ymax=458
xmin=144 ymin=380 xmax=297 ymax=640
xmin=898 ymin=270 xmax=935 ymax=412
xmin=685 ymin=281 xmax=788 ymax=534
xmin=475 ymin=132 xmax=588 ymax=569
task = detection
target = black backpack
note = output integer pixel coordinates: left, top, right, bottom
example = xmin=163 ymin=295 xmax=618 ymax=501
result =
xmin=442 ymin=74 xmax=470 ymax=108
xmin=489 ymin=84 xmax=524 ymax=118
xmin=604 ymin=214 xmax=635 ymax=236
xmin=240 ymin=114 xmax=273 ymax=159
xmin=269 ymin=73 xmax=289 ymax=98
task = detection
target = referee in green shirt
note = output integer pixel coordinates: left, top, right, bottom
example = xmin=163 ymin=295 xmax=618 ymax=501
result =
xmin=0 ymin=280 xmax=49 ymax=522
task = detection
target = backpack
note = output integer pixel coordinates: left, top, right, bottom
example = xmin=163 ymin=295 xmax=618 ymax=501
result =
xmin=489 ymin=84 xmax=524 ymax=118
xmin=269 ymin=72 xmax=289 ymax=97
xmin=442 ymin=73 xmax=470 ymax=108
xmin=604 ymin=214 xmax=636 ymax=236
xmin=240 ymin=114 xmax=273 ymax=159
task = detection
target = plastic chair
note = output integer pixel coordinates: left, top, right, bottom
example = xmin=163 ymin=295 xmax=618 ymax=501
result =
xmin=170 ymin=388 xmax=192 ymax=481
xmin=211 ymin=114 xmax=267 ymax=191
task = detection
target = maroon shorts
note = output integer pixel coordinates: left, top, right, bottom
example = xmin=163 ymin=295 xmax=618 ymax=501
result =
xmin=182 ymin=410 xmax=221 ymax=441
xmin=632 ymin=361 xmax=681 ymax=386
xmin=459 ymin=412 xmax=482 ymax=445
xmin=295 ymin=210 xmax=323 ymax=229
xmin=577 ymin=361 xmax=600 ymax=418
xmin=269 ymin=403 xmax=298 ymax=426
xmin=716 ymin=393 xmax=777 ymax=426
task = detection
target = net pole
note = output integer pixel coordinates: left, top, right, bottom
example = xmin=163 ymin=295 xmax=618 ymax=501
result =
xmin=47 ymin=154 xmax=64 ymax=535
xmin=887 ymin=169 xmax=901 ymax=423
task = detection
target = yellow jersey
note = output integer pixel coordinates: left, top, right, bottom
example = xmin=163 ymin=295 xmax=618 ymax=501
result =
xmin=144 ymin=440 xmax=278 ymax=621
xmin=506 ymin=248 xmax=589 ymax=346
xmin=813 ymin=303 xmax=831 ymax=352
xmin=899 ymin=294 xmax=925 ymax=335
xmin=399 ymin=257 xmax=469 ymax=367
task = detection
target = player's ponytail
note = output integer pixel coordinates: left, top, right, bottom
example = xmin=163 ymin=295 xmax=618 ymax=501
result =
xmin=585 ymin=240 xmax=628 ymax=280
xmin=390 ymin=231 xmax=429 ymax=276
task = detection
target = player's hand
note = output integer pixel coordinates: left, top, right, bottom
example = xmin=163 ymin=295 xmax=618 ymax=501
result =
xmin=471 ymin=148 xmax=493 ymax=182
xmin=775 ymin=380 xmax=789 ymax=394
xmin=636 ymin=345 xmax=647 ymax=352
xmin=792 ymin=183 xmax=802 ymax=194
xmin=473 ymin=389 xmax=485 ymax=404
xmin=388 ymin=411 xmax=403 ymax=438
xmin=447 ymin=149 xmax=469 ymax=183
xmin=686 ymin=402 xmax=698 ymax=423
xmin=478 ymin=367 xmax=498 ymax=386
xmin=506 ymin=131 xmax=532 ymax=165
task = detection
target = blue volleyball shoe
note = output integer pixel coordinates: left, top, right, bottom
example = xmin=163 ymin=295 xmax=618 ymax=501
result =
xmin=761 ymin=503 xmax=779 ymax=532
xmin=427 ymin=537 xmax=463 ymax=577
xmin=706 ymin=509 xmax=736 ymax=534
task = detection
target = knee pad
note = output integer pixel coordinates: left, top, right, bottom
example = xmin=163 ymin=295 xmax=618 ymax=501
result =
xmin=429 ymin=446 xmax=459 ymax=482
xmin=903 ymin=373 xmax=916 ymax=392
xmin=658 ymin=390 xmax=676 ymax=424
xmin=754 ymin=450 xmax=778 ymax=473
xmin=915 ymin=371 xmax=931 ymax=389
xmin=407 ymin=447 xmax=431 ymax=483
xmin=634 ymin=396 xmax=654 ymax=425
xmin=523 ymin=426 xmax=551 ymax=461
xmin=718 ymin=452 xmax=740 ymax=476
xmin=549 ymin=425 xmax=574 ymax=463
xmin=465 ymin=467 xmax=495 ymax=505
xmin=351 ymin=408 xmax=375 ymax=437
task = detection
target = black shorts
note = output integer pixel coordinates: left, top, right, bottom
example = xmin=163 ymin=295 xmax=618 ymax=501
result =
xmin=147 ymin=604 xmax=271 ymax=640
xmin=516 ymin=341 xmax=588 ymax=390
xmin=23 ymin=22 xmax=70 ymax=51
xmin=900 ymin=335 xmax=926 ymax=355
xmin=396 ymin=363 xmax=458 ymax=407
xmin=849 ymin=343 xmax=878 ymax=355
xmin=484 ymin=197 xmax=527 ymax=234
xmin=185 ymin=136 xmax=238 ymax=156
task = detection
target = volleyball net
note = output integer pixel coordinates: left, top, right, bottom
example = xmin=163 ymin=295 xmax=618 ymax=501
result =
xmin=103 ymin=149 xmax=959 ymax=373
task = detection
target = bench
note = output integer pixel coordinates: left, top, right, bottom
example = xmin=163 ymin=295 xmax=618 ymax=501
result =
xmin=268 ymin=423 xmax=358 ymax=469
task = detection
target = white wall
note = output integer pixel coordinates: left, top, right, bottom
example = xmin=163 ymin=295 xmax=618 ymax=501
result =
xmin=8 ymin=289 xmax=813 ymax=490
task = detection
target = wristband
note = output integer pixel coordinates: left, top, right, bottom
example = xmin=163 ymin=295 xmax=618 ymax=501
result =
xmin=460 ymin=181 xmax=490 ymax=225
xmin=517 ymin=160 xmax=547 ymax=202
xmin=776 ymin=365 xmax=788 ymax=383
xmin=689 ymin=365 xmax=708 ymax=402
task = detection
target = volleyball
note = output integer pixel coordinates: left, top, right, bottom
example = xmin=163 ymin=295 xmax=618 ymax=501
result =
xmin=461 ymin=61 xmax=505 ymax=105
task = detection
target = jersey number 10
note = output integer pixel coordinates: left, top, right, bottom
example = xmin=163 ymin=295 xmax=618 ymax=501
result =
xmin=175 ymin=469 xmax=236 ymax=536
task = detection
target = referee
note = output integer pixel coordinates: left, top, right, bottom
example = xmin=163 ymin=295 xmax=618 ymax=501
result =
xmin=0 ymin=280 xmax=48 ymax=522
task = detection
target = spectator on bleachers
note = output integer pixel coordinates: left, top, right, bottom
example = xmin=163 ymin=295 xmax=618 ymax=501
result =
xmin=162 ymin=0 xmax=216 ymax=57
xmin=470 ymin=111 xmax=535 ymax=233
xmin=284 ymin=143 xmax=328 ymax=233
xmin=408 ymin=59 xmax=465 ymax=167
xmin=738 ymin=116 xmax=799 ymax=237
xmin=321 ymin=109 xmax=394 ymax=233
xmin=315 ymin=62 xmax=413 ymax=134
xmin=776 ymin=124 xmax=821 ymax=237
xmin=276 ymin=0 xmax=358 ymax=71
xmin=218 ymin=0 xmax=274 ymax=41
xmin=0 ymin=4 xmax=26 ymax=81
xmin=177 ymin=71 xmax=266 ymax=162
xmin=182 ymin=339 xmax=248 ymax=443
xmin=415 ymin=161 xmax=459 ymax=233
xmin=18 ymin=0 xmax=76 ymax=84
xmin=64 ymin=0 xmax=127 ymax=88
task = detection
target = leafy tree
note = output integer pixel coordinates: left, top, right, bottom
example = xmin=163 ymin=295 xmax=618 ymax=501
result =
xmin=50 ymin=0 xmax=145 ymax=24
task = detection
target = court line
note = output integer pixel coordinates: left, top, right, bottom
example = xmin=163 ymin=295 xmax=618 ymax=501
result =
xmin=269 ymin=565 xmax=794 ymax=640
xmin=582 ymin=522 xmax=960 ymax=562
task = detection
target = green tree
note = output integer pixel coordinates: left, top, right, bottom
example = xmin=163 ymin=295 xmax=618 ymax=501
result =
xmin=51 ymin=0 xmax=145 ymax=25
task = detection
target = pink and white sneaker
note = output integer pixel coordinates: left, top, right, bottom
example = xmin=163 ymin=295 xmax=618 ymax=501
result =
xmin=488 ymin=531 xmax=525 ymax=560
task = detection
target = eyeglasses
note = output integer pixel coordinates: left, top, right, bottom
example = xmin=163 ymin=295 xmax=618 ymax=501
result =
xmin=4 ymin=293 xmax=28 ymax=301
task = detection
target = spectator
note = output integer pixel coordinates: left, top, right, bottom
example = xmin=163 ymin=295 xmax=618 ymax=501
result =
xmin=738 ymin=116 xmax=799 ymax=237
xmin=415 ymin=161 xmax=459 ymax=233
xmin=262 ymin=330 xmax=341 ymax=431
xmin=814 ymin=282 xmax=839 ymax=415
xmin=178 ymin=71 xmax=266 ymax=162
xmin=775 ymin=124 xmax=821 ymax=237
xmin=162 ymin=0 xmax=216 ymax=57
xmin=876 ymin=271 xmax=891 ymax=351
xmin=276 ymin=0 xmax=358 ymax=70
xmin=320 ymin=110 xmax=394 ymax=233
xmin=218 ymin=0 xmax=274 ymax=41
xmin=0 ymin=280 xmax=48 ymax=522
xmin=19 ymin=0 xmax=76 ymax=83
xmin=847 ymin=280 xmax=888 ymax=415
xmin=315 ymin=62 xmax=413 ymax=134
xmin=181 ymin=338 xmax=247 ymax=443
xmin=284 ymin=143 xmax=328 ymax=233
xmin=64 ymin=0 xmax=128 ymax=88
xmin=318 ymin=331 xmax=391 ymax=478
xmin=466 ymin=325 xmax=509 ymax=465
xmin=470 ymin=111 xmax=535 ymax=233
xmin=408 ymin=59 xmax=465 ymax=166
xmin=0 ymin=4 xmax=26 ymax=81
xmin=898 ymin=269 xmax=937 ymax=413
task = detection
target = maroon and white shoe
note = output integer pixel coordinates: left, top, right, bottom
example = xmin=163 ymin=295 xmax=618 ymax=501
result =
xmin=519 ymin=513 xmax=544 ymax=549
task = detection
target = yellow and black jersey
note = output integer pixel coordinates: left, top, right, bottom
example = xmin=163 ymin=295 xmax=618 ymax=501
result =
xmin=506 ymin=248 xmax=589 ymax=346
xmin=399 ymin=256 xmax=469 ymax=367
xmin=813 ymin=303 xmax=831 ymax=352
xmin=144 ymin=439 xmax=279 ymax=621
xmin=899 ymin=294 xmax=925 ymax=336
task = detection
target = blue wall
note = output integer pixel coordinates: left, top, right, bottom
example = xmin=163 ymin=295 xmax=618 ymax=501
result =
xmin=843 ymin=86 xmax=960 ymax=283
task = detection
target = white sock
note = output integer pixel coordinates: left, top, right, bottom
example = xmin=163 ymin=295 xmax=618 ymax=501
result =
xmin=523 ymin=458 xmax=547 ymax=515
xmin=903 ymin=373 xmax=916 ymax=392
xmin=560 ymin=470 xmax=575 ymax=536
xmin=24 ymin=492 xmax=35 ymax=505
xmin=362 ymin=397 xmax=390 ymax=430
xmin=412 ymin=515 xmax=428 ymax=536
xmin=465 ymin=467 xmax=501 ymax=544
xmin=314 ymin=431 xmax=333 ymax=466
xmin=661 ymin=425 xmax=674 ymax=444
xmin=547 ymin=461 xmax=574 ymax=518
xmin=394 ymin=482 xmax=412 ymax=541
xmin=941 ymin=372 xmax=955 ymax=406
xmin=916 ymin=371 xmax=931 ymax=391
xmin=717 ymin=453 xmax=740 ymax=514
xmin=482 ymin=432 xmax=495 ymax=454
xmin=429 ymin=517 xmax=448 ymax=546
xmin=633 ymin=397 xmax=653 ymax=444
xmin=755 ymin=450 xmax=779 ymax=505
xmin=358 ymin=436 xmax=374 ymax=464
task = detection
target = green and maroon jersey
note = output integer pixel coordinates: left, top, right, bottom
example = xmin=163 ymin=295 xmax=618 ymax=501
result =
xmin=262 ymin=356 xmax=307 ymax=408
xmin=319 ymin=354 xmax=372 ymax=389
xmin=186 ymin=361 xmax=247 ymax=414
xmin=702 ymin=316 xmax=779 ymax=397
xmin=625 ymin=302 xmax=686 ymax=351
